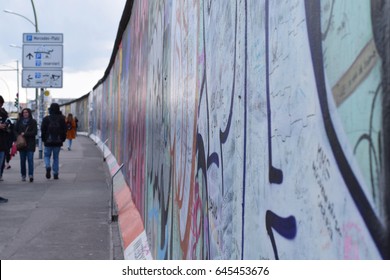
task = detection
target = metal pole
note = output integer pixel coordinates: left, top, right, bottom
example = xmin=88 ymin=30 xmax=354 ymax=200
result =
xmin=30 ymin=0 xmax=39 ymax=32
xmin=30 ymin=0 xmax=43 ymax=159
xmin=16 ymin=60 xmax=19 ymax=111
xmin=103 ymin=138 xmax=109 ymax=161
xmin=111 ymin=164 xmax=124 ymax=221
xmin=39 ymin=88 xmax=44 ymax=158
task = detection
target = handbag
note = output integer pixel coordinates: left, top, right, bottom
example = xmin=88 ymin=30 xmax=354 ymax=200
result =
xmin=16 ymin=134 xmax=27 ymax=151
xmin=16 ymin=126 xmax=29 ymax=151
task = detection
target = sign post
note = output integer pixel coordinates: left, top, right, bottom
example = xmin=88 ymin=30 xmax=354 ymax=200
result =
xmin=22 ymin=33 xmax=63 ymax=87
xmin=22 ymin=32 xmax=63 ymax=159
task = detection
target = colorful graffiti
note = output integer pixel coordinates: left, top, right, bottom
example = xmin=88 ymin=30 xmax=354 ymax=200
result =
xmin=73 ymin=0 xmax=389 ymax=259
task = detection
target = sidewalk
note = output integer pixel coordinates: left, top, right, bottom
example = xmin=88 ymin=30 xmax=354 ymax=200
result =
xmin=0 ymin=135 xmax=123 ymax=260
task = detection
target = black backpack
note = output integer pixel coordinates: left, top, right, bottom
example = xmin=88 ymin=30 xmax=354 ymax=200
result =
xmin=46 ymin=116 xmax=63 ymax=144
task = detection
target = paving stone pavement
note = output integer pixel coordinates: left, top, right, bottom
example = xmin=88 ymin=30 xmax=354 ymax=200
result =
xmin=0 ymin=135 xmax=123 ymax=260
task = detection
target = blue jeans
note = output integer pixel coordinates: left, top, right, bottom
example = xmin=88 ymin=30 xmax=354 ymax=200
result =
xmin=0 ymin=151 xmax=4 ymax=177
xmin=44 ymin=146 xmax=61 ymax=175
xmin=68 ymin=139 xmax=73 ymax=149
xmin=19 ymin=150 xmax=35 ymax=177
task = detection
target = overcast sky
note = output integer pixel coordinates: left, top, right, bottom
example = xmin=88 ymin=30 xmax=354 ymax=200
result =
xmin=0 ymin=0 xmax=126 ymax=103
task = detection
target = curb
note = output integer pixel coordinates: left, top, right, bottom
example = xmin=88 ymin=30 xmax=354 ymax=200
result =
xmin=89 ymin=134 xmax=152 ymax=260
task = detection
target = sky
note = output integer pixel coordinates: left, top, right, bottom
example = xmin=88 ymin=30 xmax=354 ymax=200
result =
xmin=0 ymin=0 xmax=126 ymax=105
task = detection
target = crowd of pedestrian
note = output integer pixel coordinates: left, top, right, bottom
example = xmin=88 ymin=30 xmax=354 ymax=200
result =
xmin=0 ymin=95 xmax=77 ymax=204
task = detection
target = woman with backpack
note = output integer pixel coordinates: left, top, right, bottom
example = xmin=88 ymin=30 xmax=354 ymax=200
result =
xmin=15 ymin=108 xmax=38 ymax=182
xmin=65 ymin=113 xmax=77 ymax=151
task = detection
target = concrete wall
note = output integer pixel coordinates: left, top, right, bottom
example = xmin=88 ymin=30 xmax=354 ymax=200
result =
xmin=60 ymin=94 xmax=90 ymax=133
xmin=73 ymin=0 xmax=390 ymax=259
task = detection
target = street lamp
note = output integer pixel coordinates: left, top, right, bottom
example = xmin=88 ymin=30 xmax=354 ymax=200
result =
xmin=4 ymin=0 xmax=43 ymax=159
xmin=4 ymin=2 xmax=39 ymax=111
xmin=3 ymin=9 xmax=39 ymax=32
xmin=4 ymin=0 xmax=39 ymax=31
xmin=9 ymin=44 xmax=22 ymax=49
xmin=4 ymin=4 xmax=38 ymax=112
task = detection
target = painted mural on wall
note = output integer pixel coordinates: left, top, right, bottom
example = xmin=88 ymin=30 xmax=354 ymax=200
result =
xmin=321 ymin=0 xmax=383 ymax=217
xmin=82 ymin=0 xmax=389 ymax=259
xmin=62 ymin=96 xmax=89 ymax=133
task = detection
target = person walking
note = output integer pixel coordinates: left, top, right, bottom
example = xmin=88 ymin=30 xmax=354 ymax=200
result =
xmin=0 ymin=95 xmax=11 ymax=180
xmin=74 ymin=116 xmax=79 ymax=136
xmin=1 ymin=115 xmax=14 ymax=172
xmin=0 ymin=95 xmax=9 ymax=203
xmin=15 ymin=108 xmax=38 ymax=182
xmin=65 ymin=113 xmax=77 ymax=151
xmin=41 ymin=103 xmax=67 ymax=180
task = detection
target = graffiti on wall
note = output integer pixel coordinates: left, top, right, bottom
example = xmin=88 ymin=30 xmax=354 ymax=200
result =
xmin=80 ymin=0 xmax=389 ymax=259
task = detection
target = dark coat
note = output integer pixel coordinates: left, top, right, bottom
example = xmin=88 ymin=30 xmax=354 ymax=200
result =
xmin=15 ymin=116 xmax=38 ymax=152
xmin=41 ymin=113 xmax=67 ymax=147
xmin=0 ymin=108 xmax=10 ymax=152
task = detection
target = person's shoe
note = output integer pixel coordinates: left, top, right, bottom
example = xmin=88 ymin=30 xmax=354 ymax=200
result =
xmin=46 ymin=167 xmax=51 ymax=179
xmin=0 ymin=176 xmax=3 ymax=181
xmin=54 ymin=174 xmax=59 ymax=180
xmin=29 ymin=176 xmax=34 ymax=183
xmin=67 ymin=147 xmax=71 ymax=151
xmin=22 ymin=176 xmax=26 ymax=182
xmin=0 ymin=197 xmax=8 ymax=203
xmin=6 ymin=164 xmax=11 ymax=169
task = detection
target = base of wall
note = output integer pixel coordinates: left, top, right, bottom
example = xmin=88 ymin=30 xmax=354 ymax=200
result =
xmin=90 ymin=134 xmax=152 ymax=260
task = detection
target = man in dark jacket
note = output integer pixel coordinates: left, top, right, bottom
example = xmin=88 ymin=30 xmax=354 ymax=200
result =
xmin=41 ymin=103 xmax=67 ymax=180
xmin=0 ymin=95 xmax=9 ymax=203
